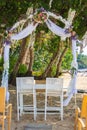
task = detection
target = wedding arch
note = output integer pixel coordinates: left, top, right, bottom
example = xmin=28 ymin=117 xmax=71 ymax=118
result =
xmin=1 ymin=7 xmax=87 ymax=105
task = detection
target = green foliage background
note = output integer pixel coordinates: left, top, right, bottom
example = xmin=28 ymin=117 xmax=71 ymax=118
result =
xmin=0 ymin=0 xmax=87 ymax=78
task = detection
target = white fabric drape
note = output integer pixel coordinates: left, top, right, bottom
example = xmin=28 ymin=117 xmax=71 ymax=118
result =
xmin=46 ymin=19 xmax=71 ymax=38
xmin=63 ymin=39 xmax=77 ymax=106
xmin=1 ymin=44 xmax=10 ymax=102
xmin=45 ymin=19 xmax=78 ymax=106
xmin=4 ymin=44 xmax=10 ymax=66
xmin=72 ymin=39 xmax=77 ymax=63
xmin=71 ymin=39 xmax=78 ymax=93
xmin=11 ymin=22 xmax=38 ymax=40
xmin=63 ymin=73 xmax=77 ymax=106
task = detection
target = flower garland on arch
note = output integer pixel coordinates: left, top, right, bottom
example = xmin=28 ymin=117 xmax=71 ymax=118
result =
xmin=10 ymin=8 xmax=75 ymax=30
xmin=33 ymin=8 xmax=48 ymax=23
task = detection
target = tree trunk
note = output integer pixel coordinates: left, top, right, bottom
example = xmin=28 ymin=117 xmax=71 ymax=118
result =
xmin=41 ymin=43 xmax=60 ymax=79
xmin=26 ymin=46 xmax=34 ymax=76
xmin=21 ymin=36 xmax=30 ymax=67
xmin=55 ymin=46 xmax=68 ymax=77
xmin=10 ymin=38 xmax=27 ymax=84
xmin=24 ymin=32 xmax=35 ymax=76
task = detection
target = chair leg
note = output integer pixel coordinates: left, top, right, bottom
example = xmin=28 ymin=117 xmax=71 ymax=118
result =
xmin=34 ymin=103 xmax=36 ymax=120
xmin=17 ymin=93 xmax=19 ymax=121
xmin=8 ymin=116 xmax=11 ymax=130
xmin=60 ymin=109 xmax=63 ymax=120
xmin=61 ymin=97 xmax=63 ymax=120
xmin=45 ymin=95 xmax=47 ymax=120
xmin=20 ymin=94 xmax=23 ymax=116
xmin=45 ymin=106 xmax=46 ymax=120
xmin=74 ymin=108 xmax=79 ymax=130
xmin=2 ymin=120 xmax=4 ymax=130
xmin=17 ymin=107 xmax=19 ymax=121
xmin=33 ymin=91 xmax=37 ymax=120
xmin=8 ymin=105 xmax=12 ymax=130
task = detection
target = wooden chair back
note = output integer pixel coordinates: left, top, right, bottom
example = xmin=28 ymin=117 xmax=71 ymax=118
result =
xmin=0 ymin=87 xmax=6 ymax=113
xmin=75 ymin=94 xmax=87 ymax=130
xmin=81 ymin=94 xmax=87 ymax=118
xmin=0 ymin=87 xmax=12 ymax=130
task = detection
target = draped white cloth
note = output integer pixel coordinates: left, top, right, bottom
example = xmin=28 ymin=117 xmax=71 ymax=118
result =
xmin=46 ymin=19 xmax=71 ymax=38
xmin=11 ymin=23 xmax=38 ymax=40
xmin=72 ymin=39 xmax=77 ymax=63
xmin=45 ymin=19 xmax=78 ymax=106
xmin=71 ymin=39 xmax=78 ymax=95
xmin=4 ymin=44 xmax=10 ymax=65
xmin=63 ymin=39 xmax=77 ymax=106
xmin=11 ymin=19 xmax=71 ymax=41
xmin=63 ymin=73 xmax=77 ymax=106
xmin=1 ymin=44 xmax=10 ymax=102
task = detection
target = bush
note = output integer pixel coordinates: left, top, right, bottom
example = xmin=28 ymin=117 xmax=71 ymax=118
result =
xmin=18 ymin=64 xmax=27 ymax=75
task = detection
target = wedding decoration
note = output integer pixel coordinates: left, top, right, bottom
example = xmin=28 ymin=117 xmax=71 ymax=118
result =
xmin=46 ymin=19 xmax=71 ymax=38
xmin=1 ymin=43 xmax=10 ymax=102
xmin=47 ymin=11 xmax=71 ymax=28
xmin=1 ymin=7 xmax=87 ymax=105
xmin=11 ymin=22 xmax=38 ymax=40
xmin=10 ymin=20 xmax=26 ymax=31
xmin=33 ymin=8 xmax=48 ymax=23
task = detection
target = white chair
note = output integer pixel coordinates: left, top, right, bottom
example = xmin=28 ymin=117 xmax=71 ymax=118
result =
xmin=45 ymin=78 xmax=63 ymax=120
xmin=16 ymin=77 xmax=36 ymax=121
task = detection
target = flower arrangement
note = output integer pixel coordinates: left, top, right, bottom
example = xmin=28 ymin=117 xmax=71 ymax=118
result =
xmin=3 ymin=29 xmax=12 ymax=45
xmin=71 ymin=31 xmax=78 ymax=40
xmin=65 ymin=26 xmax=78 ymax=40
xmin=34 ymin=8 xmax=48 ymax=23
